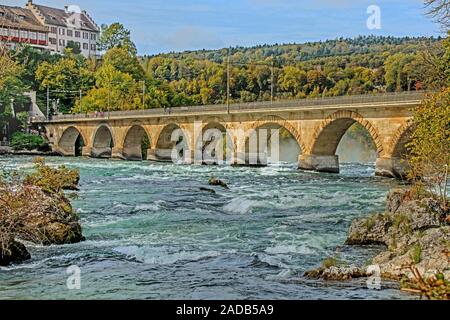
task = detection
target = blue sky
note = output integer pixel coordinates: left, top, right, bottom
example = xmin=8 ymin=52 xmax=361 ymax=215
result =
xmin=7 ymin=0 xmax=444 ymax=55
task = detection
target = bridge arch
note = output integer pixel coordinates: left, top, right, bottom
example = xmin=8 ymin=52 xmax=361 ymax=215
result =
xmin=91 ymin=123 xmax=115 ymax=158
xmin=58 ymin=126 xmax=86 ymax=156
xmin=310 ymin=110 xmax=383 ymax=156
xmin=195 ymin=121 xmax=234 ymax=164
xmin=248 ymin=116 xmax=306 ymax=153
xmin=243 ymin=116 xmax=304 ymax=165
xmin=122 ymin=124 xmax=152 ymax=161
xmin=153 ymin=123 xmax=191 ymax=162
xmin=389 ymin=123 xmax=414 ymax=159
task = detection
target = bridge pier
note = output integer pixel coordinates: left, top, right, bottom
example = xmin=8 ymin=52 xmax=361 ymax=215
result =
xmin=112 ymin=147 xmax=126 ymax=160
xmin=298 ymin=154 xmax=340 ymax=173
xmin=82 ymin=146 xmax=92 ymax=157
xmin=147 ymin=148 xmax=195 ymax=164
xmin=91 ymin=147 xmax=112 ymax=158
xmin=375 ymin=157 xmax=409 ymax=179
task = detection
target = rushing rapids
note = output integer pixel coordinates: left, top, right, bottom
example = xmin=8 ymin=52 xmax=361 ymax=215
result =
xmin=0 ymin=156 xmax=414 ymax=299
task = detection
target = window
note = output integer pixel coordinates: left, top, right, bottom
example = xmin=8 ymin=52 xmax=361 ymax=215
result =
xmin=38 ymin=33 xmax=46 ymax=41
xmin=90 ymin=44 xmax=96 ymax=51
xmin=20 ymin=30 xmax=28 ymax=39
xmin=83 ymin=32 xmax=88 ymax=39
xmin=51 ymin=27 xmax=57 ymax=34
xmin=67 ymin=30 xmax=73 ymax=37
xmin=91 ymin=33 xmax=96 ymax=40
xmin=49 ymin=37 xmax=57 ymax=45
xmin=0 ymin=28 xmax=7 ymax=36
xmin=10 ymin=29 xmax=18 ymax=37
xmin=59 ymin=39 xmax=65 ymax=46
xmin=75 ymin=31 xmax=80 ymax=38
xmin=83 ymin=43 xmax=88 ymax=49
xmin=58 ymin=28 xmax=65 ymax=35
xmin=29 ymin=32 xmax=37 ymax=40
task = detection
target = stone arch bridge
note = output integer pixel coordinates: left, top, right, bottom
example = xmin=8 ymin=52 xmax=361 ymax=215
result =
xmin=33 ymin=92 xmax=423 ymax=178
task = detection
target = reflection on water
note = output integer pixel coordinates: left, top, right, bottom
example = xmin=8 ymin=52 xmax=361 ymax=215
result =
xmin=0 ymin=156 xmax=412 ymax=300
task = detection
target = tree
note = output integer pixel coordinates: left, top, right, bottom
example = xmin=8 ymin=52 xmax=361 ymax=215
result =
xmin=407 ymin=88 xmax=450 ymax=209
xmin=102 ymin=47 xmax=144 ymax=81
xmin=0 ymin=46 xmax=27 ymax=127
xmin=66 ymin=41 xmax=81 ymax=55
xmin=76 ymin=63 xmax=141 ymax=112
xmin=98 ymin=23 xmax=136 ymax=54
xmin=35 ymin=50 xmax=94 ymax=114
xmin=384 ymin=53 xmax=416 ymax=92
xmin=278 ymin=66 xmax=307 ymax=96
xmin=424 ymin=0 xmax=450 ymax=28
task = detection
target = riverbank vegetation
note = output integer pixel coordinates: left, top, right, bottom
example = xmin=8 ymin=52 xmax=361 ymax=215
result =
xmin=0 ymin=158 xmax=84 ymax=266
xmin=10 ymin=132 xmax=48 ymax=151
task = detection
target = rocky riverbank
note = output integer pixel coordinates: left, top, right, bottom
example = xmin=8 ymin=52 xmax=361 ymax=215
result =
xmin=306 ymin=188 xmax=449 ymax=294
xmin=0 ymin=158 xmax=84 ymax=266
xmin=0 ymin=147 xmax=60 ymax=157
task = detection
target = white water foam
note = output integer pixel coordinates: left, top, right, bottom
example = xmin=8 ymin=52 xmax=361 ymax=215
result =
xmin=113 ymin=245 xmax=223 ymax=265
xmin=223 ymin=197 xmax=258 ymax=214
xmin=265 ymin=244 xmax=315 ymax=255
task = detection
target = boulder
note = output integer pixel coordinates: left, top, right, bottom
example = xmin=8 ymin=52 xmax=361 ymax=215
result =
xmin=346 ymin=188 xmax=450 ymax=281
xmin=305 ymin=264 xmax=367 ymax=281
xmin=386 ymin=189 xmax=443 ymax=230
xmin=208 ymin=177 xmax=229 ymax=189
xmin=345 ymin=213 xmax=391 ymax=245
xmin=200 ymin=187 xmax=216 ymax=194
xmin=16 ymin=186 xmax=85 ymax=245
xmin=0 ymin=239 xmax=31 ymax=266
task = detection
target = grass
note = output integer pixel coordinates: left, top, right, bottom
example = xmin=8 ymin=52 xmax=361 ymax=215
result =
xmin=410 ymin=244 xmax=422 ymax=264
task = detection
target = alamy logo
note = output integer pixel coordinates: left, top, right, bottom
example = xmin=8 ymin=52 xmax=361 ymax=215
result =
xmin=168 ymin=121 xmax=281 ymax=166
xmin=366 ymin=264 xmax=381 ymax=290
xmin=367 ymin=5 xmax=381 ymax=30
xmin=66 ymin=265 xmax=81 ymax=290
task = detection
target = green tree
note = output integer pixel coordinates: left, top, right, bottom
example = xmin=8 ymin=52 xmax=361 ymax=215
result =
xmin=407 ymin=88 xmax=450 ymax=209
xmin=66 ymin=41 xmax=81 ymax=55
xmin=384 ymin=53 xmax=416 ymax=92
xmin=278 ymin=66 xmax=307 ymax=96
xmin=102 ymin=47 xmax=144 ymax=81
xmin=0 ymin=47 xmax=27 ymax=127
xmin=35 ymin=50 xmax=94 ymax=114
xmin=76 ymin=63 xmax=141 ymax=112
xmin=98 ymin=23 xmax=136 ymax=54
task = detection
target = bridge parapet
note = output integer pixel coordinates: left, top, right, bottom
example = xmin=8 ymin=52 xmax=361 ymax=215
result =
xmin=31 ymin=91 xmax=424 ymax=124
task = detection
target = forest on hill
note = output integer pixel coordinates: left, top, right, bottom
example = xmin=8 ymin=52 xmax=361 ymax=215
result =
xmin=1 ymin=29 xmax=447 ymax=116
xmin=140 ymin=35 xmax=444 ymax=107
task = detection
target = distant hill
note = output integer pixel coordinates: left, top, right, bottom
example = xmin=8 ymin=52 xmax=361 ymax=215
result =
xmin=139 ymin=35 xmax=444 ymax=107
xmin=146 ymin=35 xmax=441 ymax=65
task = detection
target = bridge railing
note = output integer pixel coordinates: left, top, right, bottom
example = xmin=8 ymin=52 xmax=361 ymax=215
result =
xmin=43 ymin=91 xmax=425 ymax=122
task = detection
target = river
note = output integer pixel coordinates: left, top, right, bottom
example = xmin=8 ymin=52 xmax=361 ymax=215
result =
xmin=0 ymin=156 xmax=413 ymax=300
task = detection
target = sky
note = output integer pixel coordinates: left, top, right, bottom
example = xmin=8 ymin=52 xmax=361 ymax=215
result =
xmin=5 ymin=0 xmax=445 ymax=55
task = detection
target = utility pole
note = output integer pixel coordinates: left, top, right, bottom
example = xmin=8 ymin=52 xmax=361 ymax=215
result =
xmin=271 ymin=58 xmax=274 ymax=104
xmin=142 ymin=81 xmax=146 ymax=109
xmin=79 ymin=89 xmax=83 ymax=114
xmin=46 ymin=87 xmax=49 ymax=120
xmin=108 ymin=81 xmax=111 ymax=118
xmin=226 ymin=53 xmax=230 ymax=114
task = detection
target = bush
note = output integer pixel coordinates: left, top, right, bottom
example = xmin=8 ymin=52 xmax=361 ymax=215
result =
xmin=23 ymin=157 xmax=80 ymax=194
xmin=10 ymin=132 xmax=48 ymax=151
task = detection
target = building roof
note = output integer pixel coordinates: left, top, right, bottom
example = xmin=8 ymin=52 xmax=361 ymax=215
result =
xmin=31 ymin=3 xmax=99 ymax=32
xmin=0 ymin=6 xmax=48 ymax=33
